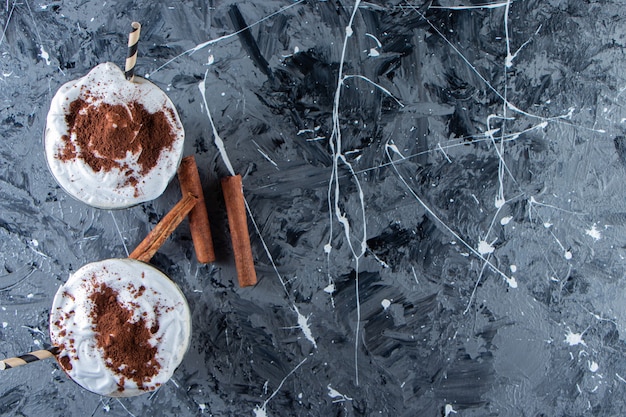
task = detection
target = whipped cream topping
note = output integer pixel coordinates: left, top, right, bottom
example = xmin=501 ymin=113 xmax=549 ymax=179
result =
xmin=49 ymin=258 xmax=191 ymax=397
xmin=44 ymin=63 xmax=185 ymax=209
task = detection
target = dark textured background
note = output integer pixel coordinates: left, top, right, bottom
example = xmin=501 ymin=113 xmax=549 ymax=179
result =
xmin=1 ymin=0 xmax=625 ymax=416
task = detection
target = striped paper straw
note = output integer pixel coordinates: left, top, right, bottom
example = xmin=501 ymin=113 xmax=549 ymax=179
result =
xmin=125 ymin=22 xmax=142 ymax=81
xmin=0 ymin=346 xmax=59 ymax=370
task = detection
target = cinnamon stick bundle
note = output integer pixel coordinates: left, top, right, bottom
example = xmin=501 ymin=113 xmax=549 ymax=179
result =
xmin=129 ymin=192 xmax=198 ymax=262
xmin=177 ymin=155 xmax=215 ymax=263
xmin=221 ymin=175 xmax=257 ymax=287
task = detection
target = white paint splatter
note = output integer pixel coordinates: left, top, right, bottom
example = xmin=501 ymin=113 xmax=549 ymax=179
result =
xmin=256 ymin=146 xmax=279 ymax=168
xmin=147 ymin=1 xmax=305 ymax=77
xmin=565 ymin=329 xmax=586 ymax=346
xmin=199 ymin=71 xmax=236 ymax=176
xmin=477 ymin=239 xmax=496 ymax=255
xmin=564 ymin=250 xmax=573 ymax=260
xmin=327 ymin=384 xmax=353 ymax=402
xmin=367 ymin=48 xmax=380 ymax=57
xmin=386 ymin=142 xmax=517 ymax=288
xmin=364 ymin=32 xmax=382 ymax=48
xmin=381 ymin=299 xmax=391 ymax=310
xmin=585 ymin=224 xmax=601 ymax=241
xmin=484 ymin=127 xmax=500 ymax=138
xmin=437 ymin=142 xmax=453 ymax=163
xmin=307 ymin=135 xmax=327 ymax=142
xmin=254 ymin=358 xmax=308 ymax=416
xmin=343 ymin=75 xmax=404 ymax=109
xmin=589 ymin=361 xmax=599 ymax=372
xmin=500 ymin=216 xmax=513 ymax=225
xmin=510 ymin=265 xmax=517 ymax=273
xmin=444 ymin=404 xmax=458 ymax=416
xmin=325 ymin=0 xmax=366 ymax=388
xmin=412 ymin=266 xmax=419 ymax=285
xmin=544 ymin=222 xmax=553 ymax=228
xmin=293 ymin=305 xmax=317 ymax=348
xmin=39 ymin=45 xmax=51 ymax=65
xmin=2 ymin=322 xmax=7 ymax=328
xmin=504 ymin=24 xmax=542 ymax=68
xmin=386 ymin=142 xmax=406 ymax=159
xmin=253 ymin=406 xmax=268 ymax=417
xmin=323 ymin=283 xmax=335 ymax=294
xmin=430 ymin=2 xmax=508 ymax=10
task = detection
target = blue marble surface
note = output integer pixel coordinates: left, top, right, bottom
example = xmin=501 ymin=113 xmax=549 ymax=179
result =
xmin=1 ymin=0 xmax=625 ymax=415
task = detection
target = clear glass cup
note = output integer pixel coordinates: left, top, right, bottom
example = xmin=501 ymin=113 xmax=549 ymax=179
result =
xmin=49 ymin=258 xmax=192 ymax=397
xmin=43 ymin=63 xmax=185 ymax=210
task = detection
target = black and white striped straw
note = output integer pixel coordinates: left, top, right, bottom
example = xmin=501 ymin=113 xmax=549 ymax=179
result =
xmin=125 ymin=22 xmax=142 ymax=81
xmin=0 ymin=347 xmax=60 ymax=370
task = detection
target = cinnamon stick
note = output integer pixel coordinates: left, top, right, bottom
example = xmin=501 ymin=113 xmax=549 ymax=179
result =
xmin=129 ymin=193 xmax=198 ymax=262
xmin=177 ymin=155 xmax=216 ymax=263
xmin=221 ymin=175 xmax=257 ymax=287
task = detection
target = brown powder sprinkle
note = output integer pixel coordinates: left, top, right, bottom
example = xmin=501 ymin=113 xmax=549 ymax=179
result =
xmin=62 ymin=291 xmax=76 ymax=302
xmin=59 ymin=353 xmax=73 ymax=371
xmin=88 ymin=282 xmax=161 ymax=391
xmin=57 ymin=92 xmax=177 ymax=184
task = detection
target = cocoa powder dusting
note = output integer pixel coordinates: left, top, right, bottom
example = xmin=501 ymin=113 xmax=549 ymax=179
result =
xmin=58 ymin=93 xmax=177 ymax=183
xmin=59 ymin=355 xmax=73 ymax=370
xmin=89 ymin=282 xmax=161 ymax=391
